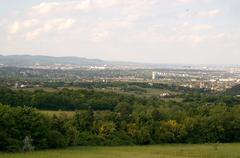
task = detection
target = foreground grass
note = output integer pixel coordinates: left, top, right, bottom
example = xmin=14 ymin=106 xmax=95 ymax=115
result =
xmin=1 ymin=144 xmax=240 ymax=158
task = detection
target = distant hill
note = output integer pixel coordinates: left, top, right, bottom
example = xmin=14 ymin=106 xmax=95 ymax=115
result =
xmin=0 ymin=55 xmax=106 ymax=67
xmin=226 ymin=84 xmax=240 ymax=95
xmin=0 ymin=54 xmax=227 ymax=70
xmin=0 ymin=54 xmax=170 ymax=69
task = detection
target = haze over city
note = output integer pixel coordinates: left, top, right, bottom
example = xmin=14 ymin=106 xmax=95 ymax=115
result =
xmin=0 ymin=0 xmax=239 ymax=64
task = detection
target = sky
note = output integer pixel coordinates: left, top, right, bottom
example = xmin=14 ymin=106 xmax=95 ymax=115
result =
xmin=0 ymin=0 xmax=240 ymax=64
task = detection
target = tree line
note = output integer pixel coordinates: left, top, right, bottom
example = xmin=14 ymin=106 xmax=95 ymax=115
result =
xmin=0 ymin=86 xmax=235 ymax=111
xmin=0 ymin=97 xmax=240 ymax=151
xmin=0 ymin=87 xmax=240 ymax=152
xmin=0 ymin=87 xmax=139 ymax=110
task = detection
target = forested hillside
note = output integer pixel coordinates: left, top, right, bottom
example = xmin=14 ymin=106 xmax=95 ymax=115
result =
xmin=0 ymin=87 xmax=240 ymax=152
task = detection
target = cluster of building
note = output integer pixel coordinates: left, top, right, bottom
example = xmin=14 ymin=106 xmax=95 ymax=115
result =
xmin=151 ymin=70 xmax=240 ymax=91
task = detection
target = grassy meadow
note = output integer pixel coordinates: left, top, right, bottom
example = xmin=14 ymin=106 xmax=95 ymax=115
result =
xmin=1 ymin=144 xmax=240 ymax=158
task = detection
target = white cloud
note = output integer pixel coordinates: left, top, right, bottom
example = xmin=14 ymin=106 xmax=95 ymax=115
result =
xmin=173 ymin=22 xmax=213 ymax=34
xmin=30 ymin=0 xmax=120 ymax=15
xmin=88 ymin=18 xmax=133 ymax=42
xmin=95 ymin=18 xmax=134 ymax=30
xmin=22 ymin=19 xmax=39 ymax=28
xmin=25 ymin=29 xmax=42 ymax=40
xmin=191 ymin=24 xmax=212 ymax=31
xmin=75 ymin=0 xmax=91 ymax=11
xmin=32 ymin=2 xmax=60 ymax=14
xmin=121 ymin=0 xmax=158 ymax=18
xmin=176 ymin=0 xmax=213 ymax=4
xmin=8 ymin=21 xmax=20 ymax=34
xmin=90 ymin=28 xmax=110 ymax=42
xmin=176 ymin=0 xmax=193 ymax=4
xmin=188 ymin=33 xmax=227 ymax=44
xmin=194 ymin=9 xmax=221 ymax=18
xmin=126 ymin=22 xmax=221 ymax=45
xmin=7 ymin=19 xmax=39 ymax=34
xmin=207 ymin=9 xmax=221 ymax=17
xmin=180 ymin=9 xmax=221 ymax=18
xmin=57 ymin=19 xmax=75 ymax=30
xmin=93 ymin=0 xmax=120 ymax=9
xmin=189 ymin=35 xmax=205 ymax=44
xmin=25 ymin=18 xmax=76 ymax=40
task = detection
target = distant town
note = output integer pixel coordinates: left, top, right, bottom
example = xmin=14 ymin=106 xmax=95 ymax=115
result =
xmin=1 ymin=55 xmax=240 ymax=92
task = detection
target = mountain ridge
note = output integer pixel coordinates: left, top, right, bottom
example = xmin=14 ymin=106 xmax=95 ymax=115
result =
xmin=0 ymin=54 xmax=107 ymax=67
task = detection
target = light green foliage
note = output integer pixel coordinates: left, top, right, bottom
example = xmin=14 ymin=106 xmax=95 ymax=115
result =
xmin=1 ymin=144 xmax=240 ymax=158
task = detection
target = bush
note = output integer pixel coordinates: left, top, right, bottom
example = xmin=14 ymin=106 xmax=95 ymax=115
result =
xmin=5 ymin=138 xmax=22 ymax=152
xmin=47 ymin=130 xmax=67 ymax=148
xmin=78 ymin=132 xmax=105 ymax=146
xmin=105 ymin=131 xmax=134 ymax=145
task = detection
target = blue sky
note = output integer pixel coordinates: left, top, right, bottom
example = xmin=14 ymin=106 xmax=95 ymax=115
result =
xmin=0 ymin=0 xmax=240 ymax=64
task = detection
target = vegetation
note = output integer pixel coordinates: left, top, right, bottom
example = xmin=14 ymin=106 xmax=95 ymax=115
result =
xmin=0 ymin=86 xmax=236 ymax=111
xmin=1 ymin=144 xmax=240 ymax=158
xmin=0 ymin=87 xmax=137 ymax=110
xmin=0 ymin=96 xmax=240 ymax=151
xmin=0 ymin=83 xmax=240 ymax=152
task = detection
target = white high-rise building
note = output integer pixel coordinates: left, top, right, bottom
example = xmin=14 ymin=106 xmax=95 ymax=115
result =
xmin=152 ymin=72 xmax=155 ymax=80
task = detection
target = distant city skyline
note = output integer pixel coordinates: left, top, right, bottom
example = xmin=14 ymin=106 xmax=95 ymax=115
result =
xmin=0 ymin=0 xmax=240 ymax=64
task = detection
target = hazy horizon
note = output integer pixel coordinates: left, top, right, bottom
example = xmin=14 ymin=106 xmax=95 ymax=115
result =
xmin=1 ymin=0 xmax=239 ymax=64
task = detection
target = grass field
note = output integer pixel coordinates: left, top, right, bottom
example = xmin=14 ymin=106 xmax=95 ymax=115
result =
xmin=1 ymin=144 xmax=240 ymax=158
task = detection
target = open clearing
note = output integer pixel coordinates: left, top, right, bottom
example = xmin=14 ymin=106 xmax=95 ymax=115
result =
xmin=1 ymin=144 xmax=240 ymax=158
